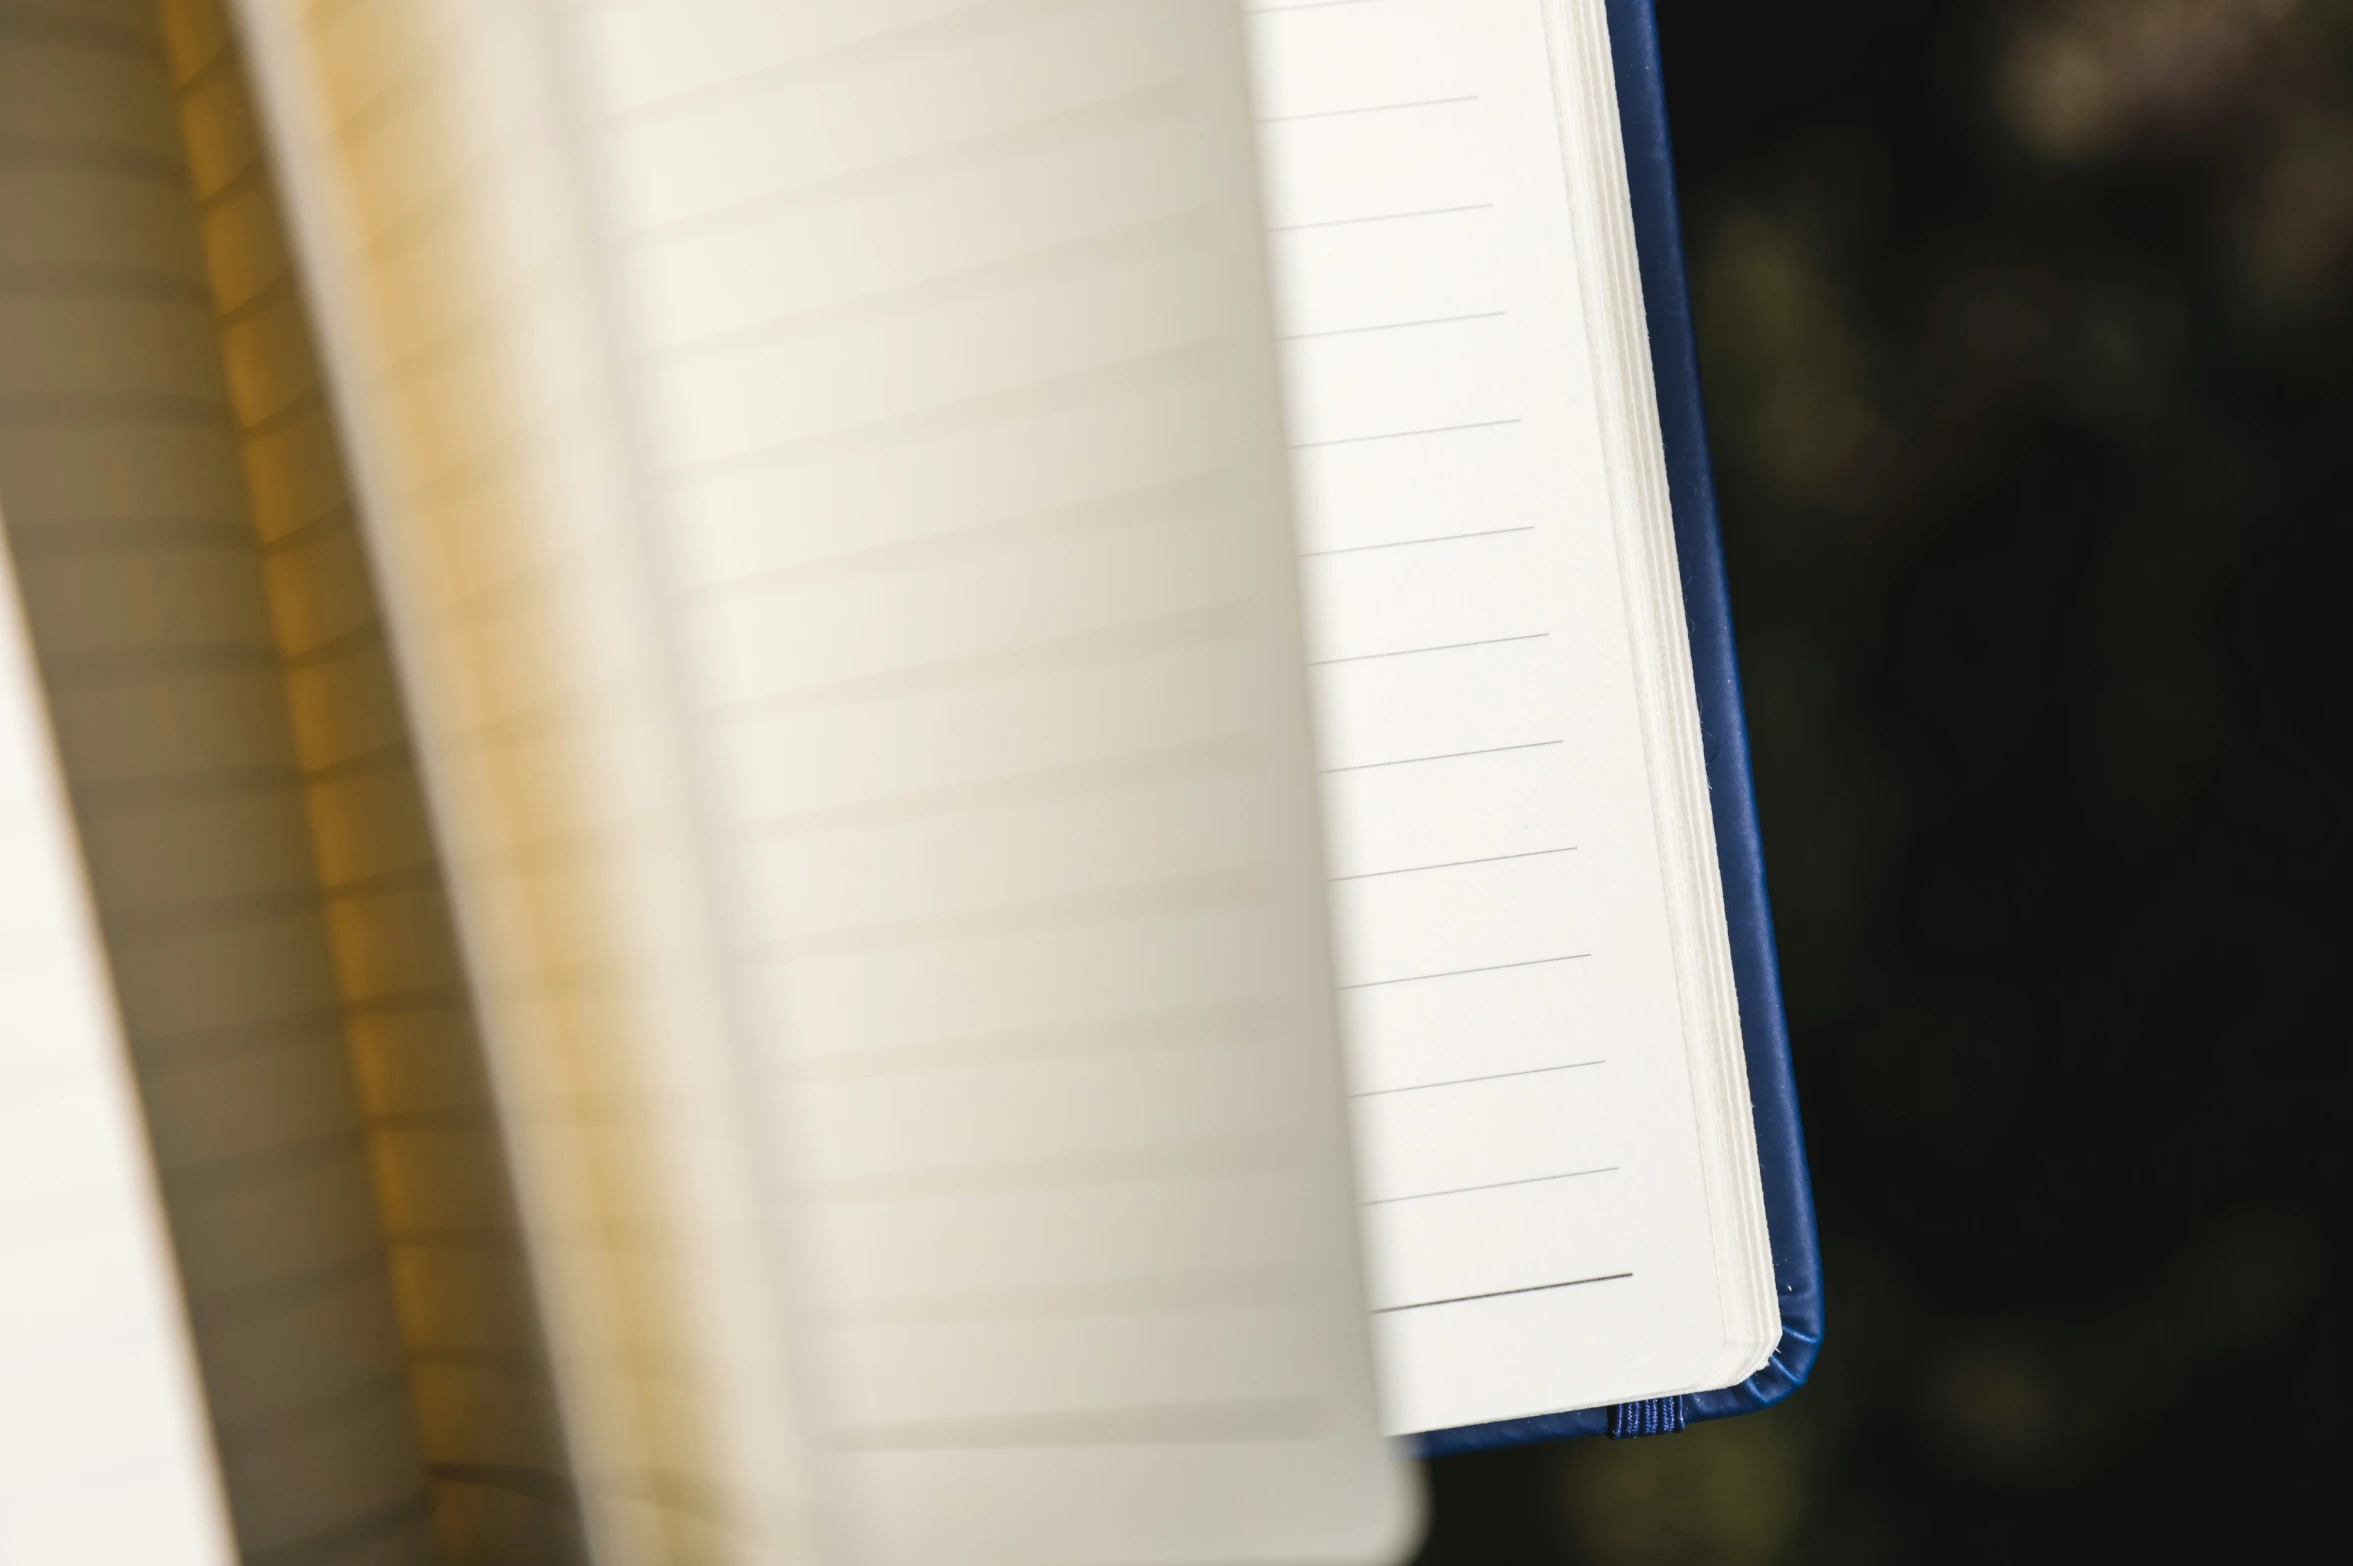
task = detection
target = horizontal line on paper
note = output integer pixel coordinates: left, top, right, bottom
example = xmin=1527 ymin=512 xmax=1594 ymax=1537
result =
xmin=1320 ymin=739 xmax=1564 ymax=774
xmin=839 ymin=1265 xmax=1297 ymax=1325
xmin=771 ymin=866 xmax=1261 ymax=958
xmin=630 ymin=81 xmax=1192 ymax=243
xmin=0 ymin=135 xmax=184 ymax=186
xmin=840 ymin=1396 xmax=1320 ymax=1450
xmin=241 ymin=1489 xmax=436 ymax=1566
xmin=645 ymin=210 xmax=1213 ymax=366
xmin=0 ymin=264 xmax=212 ymax=307
xmin=677 ymin=469 xmax=1231 ymax=602
xmin=1351 ymin=1060 xmax=1606 ymax=1100
xmin=1247 ymin=0 xmax=1394 ymax=17
xmin=1373 ymin=1272 xmax=1634 ymax=1314
xmin=0 ymin=513 xmax=254 ymax=559
xmin=1310 ymin=631 xmax=1546 ymax=666
xmin=1289 ymin=417 xmax=1521 ymax=451
xmin=1364 ymin=1166 xmax=1618 ymax=1207
xmin=1329 ymin=846 xmax=1576 ymax=882
xmin=1300 ymin=524 xmax=1536 ymax=558
xmin=0 ymin=392 xmax=231 ymax=430
xmin=797 ymin=1000 xmax=1265 ymax=1081
xmin=669 ymin=337 xmax=1224 ymax=477
xmin=406 ymin=1348 xmax=556 ymax=1377
xmin=183 ymin=1250 xmax=395 ymax=1332
xmin=1269 ymin=201 xmax=1494 ymax=234
xmin=425 ymin=1463 xmax=576 ymax=1504
xmin=813 ymin=1131 xmax=1294 ymax=1203
xmin=209 ymin=1368 xmax=415 ymax=1455
xmin=1281 ymin=309 xmax=1507 ymax=342
xmin=1338 ymin=953 xmax=1590 ymax=990
xmin=705 ymin=600 xmax=1253 ymax=721
xmin=1257 ymin=95 xmax=1479 ymax=126
xmin=744 ymin=733 xmax=1261 ymax=840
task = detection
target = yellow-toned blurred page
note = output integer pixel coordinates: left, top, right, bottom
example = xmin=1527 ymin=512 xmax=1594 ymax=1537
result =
xmin=0 ymin=2 xmax=439 ymax=1559
xmin=228 ymin=4 xmax=818 ymax=1563
xmin=152 ymin=3 xmax=587 ymax=1560
xmin=235 ymin=0 xmax=1417 ymax=1562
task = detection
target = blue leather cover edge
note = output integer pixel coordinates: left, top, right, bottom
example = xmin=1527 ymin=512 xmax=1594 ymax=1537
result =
xmin=1413 ymin=0 xmax=1824 ymax=1459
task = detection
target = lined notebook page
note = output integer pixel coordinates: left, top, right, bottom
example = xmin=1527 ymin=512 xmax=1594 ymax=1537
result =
xmin=232 ymin=2 xmax=821 ymax=1562
xmin=0 ymin=5 xmax=444 ymax=1557
xmin=156 ymin=4 xmax=586 ymax=1558
xmin=0 ymin=530 xmax=230 ymax=1565
xmin=1248 ymin=0 xmax=1775 ymax=1431
xmin=553 ymin=1 xmax=1413 ymax=1562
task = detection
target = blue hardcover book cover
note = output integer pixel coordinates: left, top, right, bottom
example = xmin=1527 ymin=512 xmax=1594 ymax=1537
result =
xmin=1414 ymin=0 xmax=1824 ymax=1456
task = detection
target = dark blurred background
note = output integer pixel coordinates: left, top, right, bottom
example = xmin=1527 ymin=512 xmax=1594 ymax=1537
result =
xmin=1414 ymin=2 xmax=2350 ymax=1559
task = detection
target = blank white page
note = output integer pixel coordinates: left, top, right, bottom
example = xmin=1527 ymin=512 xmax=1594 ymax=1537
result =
xmin=1247 ymin=0 xmax=1778 ymax=1432
xmin=0 ymin=534 xmax=232 ymax=1566
xmin=553 ymin=1 xmax=1415 ymax=1562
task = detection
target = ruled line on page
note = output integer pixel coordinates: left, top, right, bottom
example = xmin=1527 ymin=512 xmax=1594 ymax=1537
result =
xmin=1268 ymin=201 xmax=1492 ymax=233
xmin=1351 ymin=1059 xmax=1606 ymax=1100
xmin=838 ymin=1396 xmax=1321 ymax=1451
xmin=1309 ymin=631 xmax=1546 ymax=666
xmin=252 ymin=1489 xmax=435 ymax=1565
xmin=1245 ymin=0 xmax=1395 ymax=16
xmin=1319 ymin=738 xmax=1563 ymax=774
xmin=643 ymin=209 xmax=1215 ymax=366
xmin=630 ymin=80 xmax=1193 ymax=244
xmin=771 ymin=867 xmax=1263 ymax=960
xmin=1338 ymin=953 xmax=1590 ymax=990
xmin=741 ymin=733 xmax=1262 ymax=840
xmin=796 ymin=999 xmax=1266 ymax=1081
xmin=838 ymin=1265 xmax=1299 ymax=1325
xmin=1280 ymin=310 xmax=1507 ymax=342
xmin=812 ymin=1131 xmax=1296 ymax=1205
xmin=598 ymin=1 xmax=1126 ymax=128
xmin=1372 ymin=1273 xmax=1634 ymax=1314
xmin=1299 ymin=525 xmax=1535 ymax=557
xmin=1256 ymin=95 xmax=1478 ymax=126
xmin=1362 ymin=1165 xmax=1618 ymax=1206
xmin=678 ymin=470 xmax=1233 ymax=603
xmin=1328 ymin=846 xmax=1576 ymax=882
xmin=704 ymin=601 xmax=1255 ymax=723
xmin=1288 ymin=417 xmax=1520 ymax=451
xmin=567 ymin=0 xmax=1418 ymax=1544
xmin=667 ymin=337 xmax=1225 ymax=478
xmin=0 ymin=263 xmax=215 ymax=306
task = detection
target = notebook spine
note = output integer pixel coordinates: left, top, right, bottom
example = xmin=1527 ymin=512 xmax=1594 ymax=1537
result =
xmin=1608 ymin=1397 xmax=1689 ymax=1439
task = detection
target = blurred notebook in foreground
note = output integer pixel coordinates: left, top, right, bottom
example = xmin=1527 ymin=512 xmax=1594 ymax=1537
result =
xmin=0 ymin=1 xmax=1815 ymax=1564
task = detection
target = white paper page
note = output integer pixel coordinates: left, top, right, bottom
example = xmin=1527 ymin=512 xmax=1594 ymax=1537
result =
xmin=551 ymin=2 xmax=1415 ymax=1562
xmin=0 ymin=538 xmax=233 ymax=1566
xmin=1247 ymin=0 xmax=1772 ymax=1431
xmin=2 ymin=6 xmax=446 ymax=1556
xmin=227 ymin=3 xmax=822 ymax=1560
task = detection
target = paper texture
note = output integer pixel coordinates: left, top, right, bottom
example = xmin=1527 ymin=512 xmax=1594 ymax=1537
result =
xmin=1248 ymin=0 xmax=1777 ymax=1431
xmin=156 ymin=4 xmax=585 ymax=1555
xmin=231 ymin=2 xmax=817 ymax=1559
xmin=0 ymin=4 xmax=441 ymax=1555
xmin=553 ymin=0 xmax=1412 ymax=1560
xmin=0 ymin=492 xmax=231 ymax=1566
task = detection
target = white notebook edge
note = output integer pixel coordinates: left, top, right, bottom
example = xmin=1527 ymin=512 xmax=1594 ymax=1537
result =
xmin=0 ymin=519 xmax=236 ymax=1564
xmin=1543 ymin=0 xmax=1780 ymax=1393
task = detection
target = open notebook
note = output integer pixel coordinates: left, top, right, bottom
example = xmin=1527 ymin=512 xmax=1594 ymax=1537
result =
xmin=0 ymin=1 xmax=1817 ymax=1563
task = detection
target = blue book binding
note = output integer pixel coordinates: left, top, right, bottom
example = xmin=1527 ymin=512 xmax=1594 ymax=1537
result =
xmin=1414 ymin=0 xmax=1824 ymax=1457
